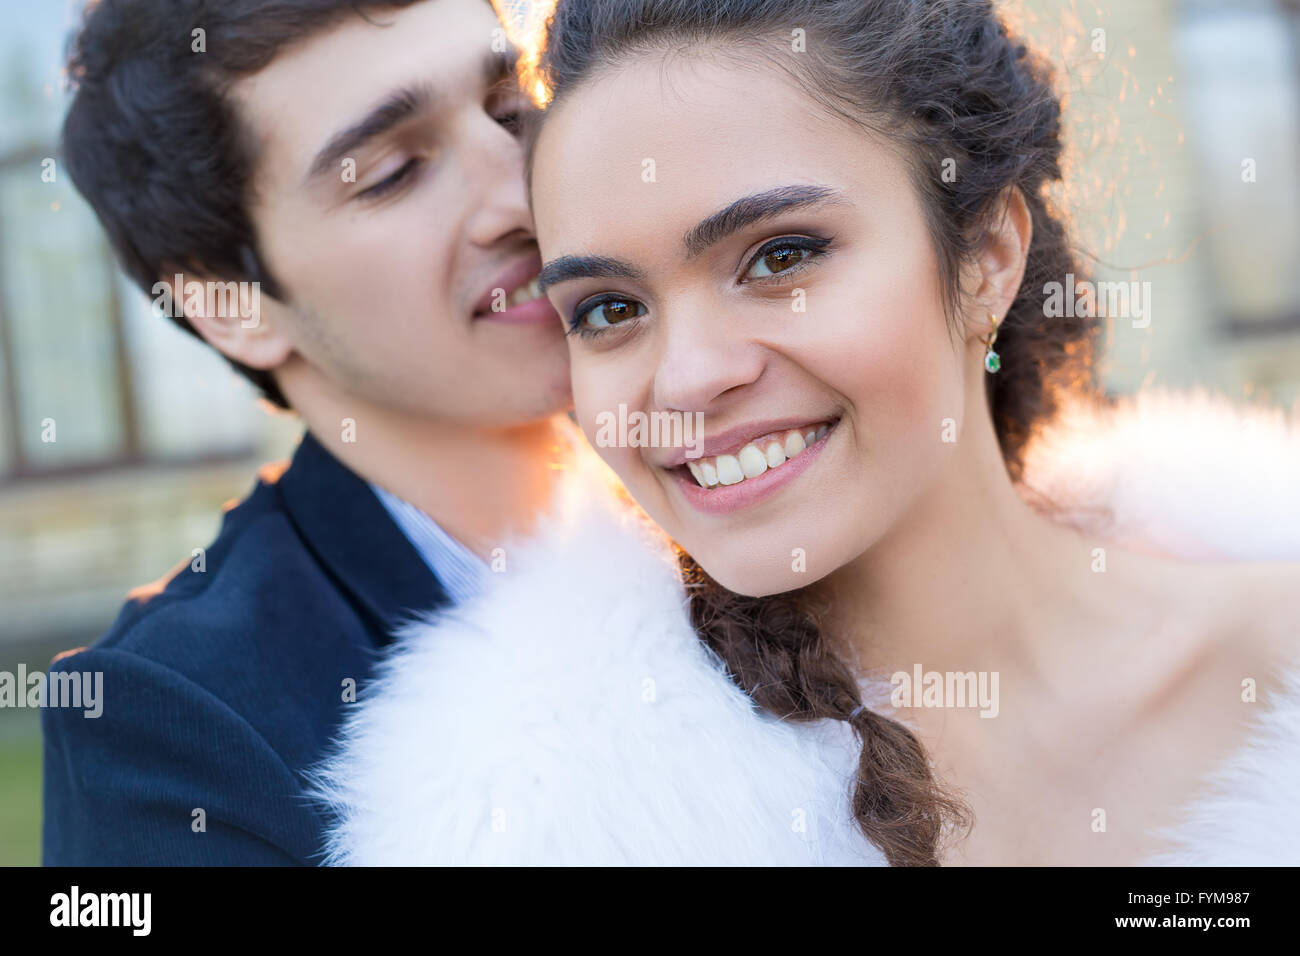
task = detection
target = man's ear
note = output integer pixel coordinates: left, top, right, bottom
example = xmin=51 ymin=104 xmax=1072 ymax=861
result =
xmin=963 ymin=186 xmax=1033 ymax=339
xmin=153 ymin=268 xmax=294 ymax=370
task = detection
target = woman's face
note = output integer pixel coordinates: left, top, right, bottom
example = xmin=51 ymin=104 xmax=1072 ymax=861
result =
xmin=531 ymin=53 xmax=974 ymax=596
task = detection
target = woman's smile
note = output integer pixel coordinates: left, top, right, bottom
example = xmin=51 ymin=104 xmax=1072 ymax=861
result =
xmin=664 ymin=417 xmax=840 ymax=515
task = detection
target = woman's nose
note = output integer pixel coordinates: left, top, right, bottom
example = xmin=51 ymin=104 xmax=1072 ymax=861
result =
xmin=651 ymin=307 xmax=766 ymax=413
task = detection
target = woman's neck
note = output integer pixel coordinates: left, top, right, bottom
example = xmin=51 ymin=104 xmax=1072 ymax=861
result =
xmin=813 ymin=397 xmax=1147 ymax=691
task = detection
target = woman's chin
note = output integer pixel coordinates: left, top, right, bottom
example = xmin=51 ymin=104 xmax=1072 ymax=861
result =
xmin=692 ymin=552 xmax=827 ymax=599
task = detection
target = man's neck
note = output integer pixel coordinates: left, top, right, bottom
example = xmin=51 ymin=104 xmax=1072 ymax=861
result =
xmin=284 ymin=379 xmax=568 ymax=560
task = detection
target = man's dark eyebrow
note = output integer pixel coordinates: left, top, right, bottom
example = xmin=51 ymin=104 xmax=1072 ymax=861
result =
xmin=306 ymin=82 xmax=437 ymax=182
xmin=305 ymin=48 xmax=518 ymax=183
xmin=537 ymin=256 xmax=647 ymax=294
xmin=683 ymin=185 xmax=849 ymax=257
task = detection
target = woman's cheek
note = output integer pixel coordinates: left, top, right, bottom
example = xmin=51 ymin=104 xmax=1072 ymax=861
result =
xmin=803 ymin=283 xmax=960 ymax=498
xmin=573 ymin=374 xmax=648 ymax=488
xmin=571 ymin=374 xmax=607 ymax=449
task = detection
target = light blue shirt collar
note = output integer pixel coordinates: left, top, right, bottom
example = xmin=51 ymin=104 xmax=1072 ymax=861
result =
xmin=368 ymin=482 xmax=489 ymax=605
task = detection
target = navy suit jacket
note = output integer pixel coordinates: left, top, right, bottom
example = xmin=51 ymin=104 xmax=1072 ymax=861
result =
xmin=41 ymin=431 xmax=449 ymax=865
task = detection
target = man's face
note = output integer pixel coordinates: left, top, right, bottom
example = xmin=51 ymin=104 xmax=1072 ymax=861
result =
xmin=232 ymin=0 xmax=571 ymax=426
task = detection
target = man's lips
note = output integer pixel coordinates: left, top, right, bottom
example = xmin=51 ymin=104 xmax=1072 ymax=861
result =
xmin=471 ymin=253 xmax=544 ymax=317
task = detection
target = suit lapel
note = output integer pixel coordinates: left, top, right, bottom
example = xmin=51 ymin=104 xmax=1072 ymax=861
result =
xmin=276 ymin=430 xmax=449 ymax=645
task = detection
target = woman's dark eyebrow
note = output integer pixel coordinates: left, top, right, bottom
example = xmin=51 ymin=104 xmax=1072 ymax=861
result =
xmin=538 ymin=256 xmax=646 ymax=294
xmin=683 ymin=184 xmax=849 ymax=257
xmin=539 ymin=185 xmax=848 ymax=291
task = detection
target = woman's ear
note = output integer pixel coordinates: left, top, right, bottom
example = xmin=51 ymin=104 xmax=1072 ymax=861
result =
xmin=155 ymin=268 xmax=295 ymax=371
xmin=964 ymin=185 xmax=1033 ymax=338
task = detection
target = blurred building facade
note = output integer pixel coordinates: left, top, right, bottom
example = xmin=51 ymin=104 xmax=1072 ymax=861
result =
xmin=1016 ymin=0 xmax=1300 ymax=404
xmin=0 ymin=1 xmax=302 ymax=660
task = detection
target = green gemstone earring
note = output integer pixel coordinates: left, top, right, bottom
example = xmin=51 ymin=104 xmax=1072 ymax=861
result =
xmin=980 ymin=313 xmax=1001 ymax=374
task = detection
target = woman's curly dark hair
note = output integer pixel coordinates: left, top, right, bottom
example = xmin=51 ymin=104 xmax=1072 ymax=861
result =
xmin=531 ymin=0 xmax=1100 ymax=865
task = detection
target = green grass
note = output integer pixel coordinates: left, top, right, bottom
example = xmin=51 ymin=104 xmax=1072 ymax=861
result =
xmin=0 ymin=723 xmax=42 ymax=866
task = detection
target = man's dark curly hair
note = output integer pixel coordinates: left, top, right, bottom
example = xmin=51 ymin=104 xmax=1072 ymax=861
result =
xmin=62 ymin=0 xmax=427 ymax=408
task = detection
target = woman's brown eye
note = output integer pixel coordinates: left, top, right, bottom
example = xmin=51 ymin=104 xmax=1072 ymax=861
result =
xmin=746 ymin=245 xmax=810 ymax=279
xmin=578 ymin=298 xmax=646 ymax=329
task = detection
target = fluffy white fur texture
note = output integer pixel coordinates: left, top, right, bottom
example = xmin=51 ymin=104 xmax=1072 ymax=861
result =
xmin=310 ymin=429 xmax=882 ymax=865
xmin=312 ymin=390 xmax=1300 ymax=866
xmin=1023 ymin=390 xmax=1300 ymax=866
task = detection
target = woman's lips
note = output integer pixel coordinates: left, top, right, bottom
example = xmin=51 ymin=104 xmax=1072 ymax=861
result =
xmin=667 ymin=419 xmax=837 ymax=515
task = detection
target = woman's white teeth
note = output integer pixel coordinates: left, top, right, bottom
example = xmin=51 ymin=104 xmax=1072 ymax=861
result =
xmin=737 ymin=444 xmax=768 ymax=479
xmin=505 ymin=277 xmax=542 ymax=308
xmin=716 ymin=454 xmax=745 ymax=485
xmin=684 ymin=424 xmax=832 ymax=489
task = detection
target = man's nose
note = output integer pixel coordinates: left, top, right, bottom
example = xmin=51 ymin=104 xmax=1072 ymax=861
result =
xmin=464 ymin=114 xmax=535 ymax=247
